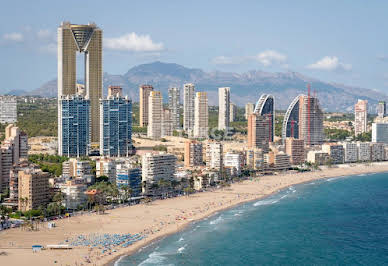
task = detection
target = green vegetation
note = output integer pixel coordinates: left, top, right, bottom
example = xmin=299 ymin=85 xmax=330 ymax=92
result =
xmin=153 ymin=145 xmax=168 ymax=152
xmin=355 ymin=131 xmax=372 ymax=142
xmin=324 ymin=128 xmax=353 ymax=140
xmin=28 ymin=154 xmax=68 ymax=177
xmin=133 ymin=126 xmax=147 ymax=133
xmin=17 ymin=98 xmax=57 ymax=137
xmin=275 ymin=115 xmax=284 ymax=137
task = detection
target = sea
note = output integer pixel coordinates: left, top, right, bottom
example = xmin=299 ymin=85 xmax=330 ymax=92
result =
xmin=116 ymin=172 xmax=388 ymax=265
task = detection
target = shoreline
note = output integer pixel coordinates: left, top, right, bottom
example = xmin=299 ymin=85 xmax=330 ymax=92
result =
xmin=1 ymin=162 xmax=388 ymax=266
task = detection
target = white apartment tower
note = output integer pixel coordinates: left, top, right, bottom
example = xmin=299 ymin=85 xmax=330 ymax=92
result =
xmin=206 ymin=141 xmax=223 ymax=170
xmin=168 ymin=87 xmax=180 ymax=130
xmin=230 ymin=103 xmax=237 ymax=122
xmin=354 ymin=99 xmax=368 ymax=136
xmin=245 ymin=103 xmax=254 ymax=120
xmin=183 ymin=83 xmax=195 ymax=134
xmin=218 ymin=87 xmax=230 ymax=130
xmin=194 ymin=92 xmax=209 ymax=139
xmin=58 ymin=22 xmax=103 ymax=145
xmin=0 ymin=96 xmax=17 ymax=123
xmin=147 ymin=91 xmax=163 ymax=139
xmin=142 ymin=153 xmax=176 ymax=193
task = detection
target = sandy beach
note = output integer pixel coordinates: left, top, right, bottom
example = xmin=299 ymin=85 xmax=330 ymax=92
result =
xmin=1 ymin=162 xmax=388 ymax=266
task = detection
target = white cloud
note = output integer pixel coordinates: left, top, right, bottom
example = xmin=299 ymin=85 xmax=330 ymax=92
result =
xmin=37 ymin=29 xmax=51 ymax=39
xmin=307 ymin=56 xmax=352 ymax=71
xmin=39 ymin=43 xmax=56 ymax=54
xmin=105 ymin=32 xmax=164 ymax=52
xmin=253 ymin=50 xmax=287 ymax=66
xmin=3 ymin=32 xmax=24 ymax=42
xmin=212 ymin=50 xmax=287 ymax=67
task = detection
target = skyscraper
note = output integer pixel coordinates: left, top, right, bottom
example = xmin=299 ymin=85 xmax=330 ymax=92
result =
xmin=100 ymin=92 xmax=132 ymax=157
xmin=218 ymin=87 xmax=230 ymax=130
xmin=58 ymin=22 xmax=102 ymax=145
xmin=183 ymin=83 xmax=195 ymax=134
xmin=354 ymin=99 xmax=368 ymax=136
xmin=372 ymin=123 xmax=388 ymax=144
xmin=139 ymin=85 xmax=154 ymax=127
xmin=147 ymin=91 xmax=163 ymax=139
xmin=247 ymin=113 xmax=270 ymax=153
xmin=206 ymin=141 xmax=223 ymax=170
xmin=282 ymin=95 xmax=301 ymax=143
xmin=168 ymin=87 xmax=180 ymax=130
xmin=194 ymin=92 xmax=208 ymax=139
xmin=298 ymin=95 xmax=324 ymax=145
xmin=0 ymin=96 xmax=17 ymax=123
xmin=254 ymin=94 xmax=274 ymax=142
xmin=245 ymin=103 xmax=254 ymax=120
xmin=377 ymin=101 xmax=386 ymax=118
xmin=59 ymin=95 xmax=90 ymax=157
xmin=162 ymin=109 xmax=173 ymax=137
xmin=230 ymin=103 xmax=237 ymax=122
xmin=184 ymin=140 xmax=203 ymax=168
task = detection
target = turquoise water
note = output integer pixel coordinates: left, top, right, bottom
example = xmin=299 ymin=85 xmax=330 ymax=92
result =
xmin=117 ymin=172 xmax=388 ymax=265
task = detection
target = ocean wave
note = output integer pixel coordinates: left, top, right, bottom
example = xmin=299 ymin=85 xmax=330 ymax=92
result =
xmin=178 ymin=237 xmax=184 ymax=242
xmin=210 ymin=216 xmax=224 ymax=225
xmin=138 ymin=251 xmax=167 ymax=265
xmin=177 ymin=245 xmax=187 ymax=253
xmin=253 ymin=199 xmax=279 ymax=206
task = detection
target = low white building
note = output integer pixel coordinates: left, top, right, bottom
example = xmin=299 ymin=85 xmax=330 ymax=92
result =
xmin=371 ymin=143 xmax=385 ymax=161
xmin=224 ymin=151 xmax=244 ymax=175
xmin=206 ymin=141 xmax=223 ymax=170
xmin=58 ymin=181 xmax=87 ymax=210
xmin=96 ymin=158 xmax=117 ymax=183
xmin=342 ymin=142 xmax=358 ymax=163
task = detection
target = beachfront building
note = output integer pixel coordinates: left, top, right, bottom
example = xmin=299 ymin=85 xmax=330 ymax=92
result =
xmin=58 ymin=22 xmax=103 ymax=145
xmin=142 ymin=153 xmax=177 ymax=195
xmin=206 ymin=141 xmax=223 ymax=171
xmin=8 ymin=160 xmax=31 ymax=203
xmin=100 ymin=93 xmax=132 ymax=157
xmin=371 ymin=143 xmax=385 ymax=161
xmin=354 ymin=99 xmax=368 ymax=136
xmin=218 ymin=87 xmax=230 ymax=130
xmin=285 ymin=138 xmax=304 ymax=165
xmin=62 ymin=158 xmax=94 ymax=184
xmin=282 ymin=95 xmax=301 ymax=142
xmin=116 ymin=165 xmax=142 ymax=197
xmin=224 ymin=152 xmax=244 ymax=175
xmin=18 ymin=167 xmax=50 ymax=211
xmin=147 ymin=91 xmax=163 ymax=139
xmin=254 ymin=94 xmax=275 ymax=142
xmin=357 ymin=142 xmax=371 ymax=162
xmin=96 ymin=157 xmax=116 ymax=184
xmin=247 ymin=113 xmax=271 ymax=153
xmin=298 ymin=95 xmax=324 ymax=146
xmin=139 ymin=85 xmax=153 ymax=127
xmin=184 ymin=140 xmax=203 ymax=168
xmin=230 ymin=103 xmax=237 ymax=122
xmin=306 ymin=151 xmax=330 ymax=165
xmin=58 ymin=95 xmax=90 ymax=157
xmin=322 ymin=143 xmax=345 ymax=164
xmin=377 ymin=101 xmax=386 ymax=118
xmin=372 ymin=123 xmax=388 ymax=144
xmin=0 ymin=96 xmax=17 ymax=123
xmin=194 ymin=92 xmax=208 ymax=139
xmin=58 ymin=181 xmax=88 ymax=210
xmin=168 ymin=87 xmax=180 ymax=130
xmin=183 ymin=83 xmax=195 ymax=135
xmin=342 ymin=142 xmax=358 ymax=163
xmin=264 ymin=151 xmax=290 ymax=170
xmin=245 ymin=148 xmax=263 ymax=170
xmin=245 ymin=103 xmax=254 ymax=120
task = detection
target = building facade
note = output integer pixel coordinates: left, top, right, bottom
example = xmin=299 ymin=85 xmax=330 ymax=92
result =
xmin=147 ymin=91 xmax=163 ymax=139
xmin=139 ymin=85 xmax=154 ymax=127
xmin=18 ymin=168 xmax=50 ymax=211
xmin=230 ymin=103 xmax=237 ymax=122
xmin=168 ymin=87 xmax=180 ymax=130
xmin=298 ymin=95 xmax=324 ymax=146
xmin=322 ymin=144 xmax=345 ymax=164
xmin=285 ymin=138 xmax=304 ymax=165
xmin=372 ymin=123 xmax=388 ymax=144
xmin=218 ymin=87 xmax=230 ymax=130
xmin=0 ymin=96 xmax=17 ymax=123
xmin=247 ymin=113 xmax=270 ymax=153
xmin=245 ymin=103 xmax=254 ymax=120
xmin=206 ymin=141 xmax=223 ymax=170
xmin=183 ymin=83 xmax=195 ymax=134
xmin=194 ymin=92 xmax=208 ymax=139
xmin=342 ymin=142 xmax=358 ymax=163
xmin=100 ymin=95 xmax=132 ymax=157
xmin=184 ymin=140 xmax=203 ymax=168
xmin=254 ymin=94 xmax=275 ymax=142
xmin=354 ymin=99 xmax=368 ymax=136
xmin=377 ymin=101 xmax=386 ymax=118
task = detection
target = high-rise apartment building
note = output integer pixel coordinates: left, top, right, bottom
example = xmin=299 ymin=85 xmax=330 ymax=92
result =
xmin=184 ymin=140 xmax=203 ymax=168
xmin=285 ymin=138 xmax=305 ymax=165
xmin=206 ymin=141 xmax=223 ymax=170
xmin=108 ymin=86 xmax=123 ymax=97
xmin=354 ymin=99 xmax=368 ymax=136
xmin=58 ymin=22 xmax=102 ymax=144
xmin=230 ymin=103 xmax=237 ymax=122
xmin=254 ymin=94 xmax=275 ymax=142
xmin=142 ymin=153 xmax=176 ymax=194
xmin=183 ymin=83 xmax=195 ymax=134
xmin=322 ymin=143 xmax=345 ymax=164
xmin=298 ymin=95 xmax=324 ymax=145
xmin=168 ymin=87 xmax=180 ymax=130
xmin=0 ymin=96 xmax=17 ymax=123
xmin=162 ymin=109 xmax=173 ymax=137
xmin=116 ymin=165 xmax=142 ymax=197
xmin=18 ymin=168 xmax=50 ymax=211
xmin=372 ymin=123 xmax=388 ymax=144
xmin=139 ymin=85 xmax=153 ymax=127
xmin=377 ymin=101 xmax=386 ymax=118
xmin=100 ymin=94 xmax=132 ymax=157
xmin=245 ymin=103 xmax=254 ymax=120
xmin=224 ymin=152 xmax=244 ymax=175
xmin=247 ymin=113 xmax=270 ymax=153
xmin=218 ymin=87 xmax=230 ymax=130
xmin=194 ymin=92 xmax=208 ymax=139
xmin=58 ymin=95 xmax=90 ymax=157
xmin=147 ymin=91 xmax=163 ymax=139
xmin=96 ymin=157 xmax=116 ymax=183
xmin=342 ymin=142 xmax=358 ymax=163
xmin=357 ymin=142 xmax=371 ymax=161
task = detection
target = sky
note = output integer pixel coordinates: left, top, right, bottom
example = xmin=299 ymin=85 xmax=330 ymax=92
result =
xmin=0 ymin=0 xmax=388 ymax=94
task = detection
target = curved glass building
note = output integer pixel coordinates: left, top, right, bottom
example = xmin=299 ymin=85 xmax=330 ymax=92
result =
xmin=282 ymin=95 xmax=302 ymax=143
xmin=254 ymin=94 xmax=275 ymax=142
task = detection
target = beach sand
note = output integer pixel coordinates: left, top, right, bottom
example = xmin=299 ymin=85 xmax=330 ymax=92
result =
xmin=1 ymin=162 xmax=388 ymax=266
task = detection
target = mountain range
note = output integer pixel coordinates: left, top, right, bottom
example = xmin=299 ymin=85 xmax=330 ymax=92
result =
xmin=19 ymin=61 xmax=387 ymax=112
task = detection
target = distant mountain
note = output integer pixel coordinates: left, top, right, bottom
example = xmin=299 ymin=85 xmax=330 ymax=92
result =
xmin=26 ymin=61 xmax=387 ymax=112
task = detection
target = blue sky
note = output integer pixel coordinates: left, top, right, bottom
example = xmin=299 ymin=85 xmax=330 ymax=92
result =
xmin=0 ymin=0 xmax=387 ymax=93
